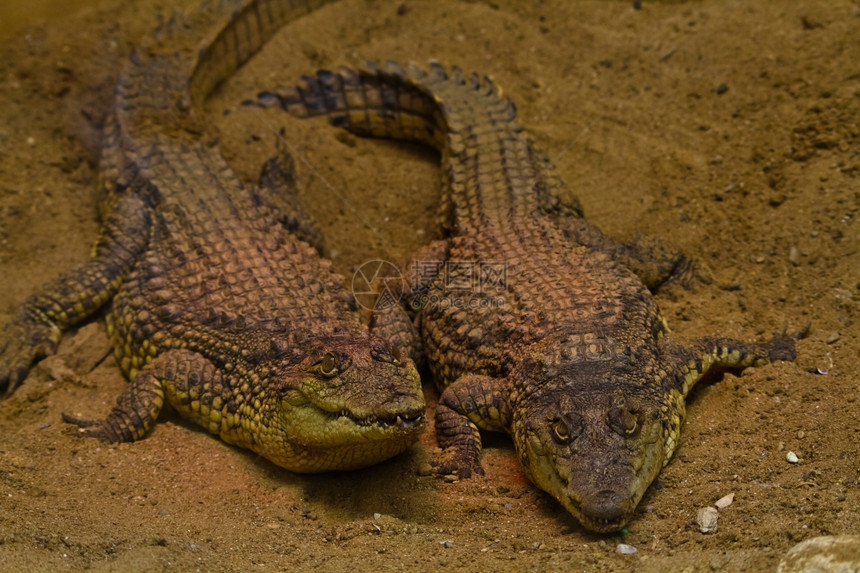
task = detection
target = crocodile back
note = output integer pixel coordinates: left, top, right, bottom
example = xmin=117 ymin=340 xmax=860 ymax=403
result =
xmin=101 ymin=0 xmax=363 ymax=377
xmin=264 ymin=63 xmax=665 ymax=384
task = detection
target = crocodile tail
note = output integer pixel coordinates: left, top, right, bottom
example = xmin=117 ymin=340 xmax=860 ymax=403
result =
xmin=189 ymin=0 xmax=337 ymax=107
xmin=117 ymin=0 xmax=335 ymax=129
xmin=257 ymin=60 xmax=519 ymax=152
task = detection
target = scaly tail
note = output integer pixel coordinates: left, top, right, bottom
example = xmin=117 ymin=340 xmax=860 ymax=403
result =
xmin=189 ymin=0 xmax=338 ymax=107
xmin=255 ymin=61 xmax=518 ymax=152
xmin=117 ymin=0 xmax=337 ymax=134
xmin=255 ymin=61 xmax=523 ymax=234
xmin=108 ymin=0 xmax=339 ymax=201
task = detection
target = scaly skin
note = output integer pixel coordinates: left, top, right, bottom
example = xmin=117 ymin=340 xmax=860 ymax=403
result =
xmin=257 ymin=62 xmax=796 ymax=528
xmin=0 ymin=3 xmax=427 ymax=473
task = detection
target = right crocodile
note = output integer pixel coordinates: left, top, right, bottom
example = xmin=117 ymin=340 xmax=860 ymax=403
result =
xmin=0 ymin=2 xmax=426 ymax=473
xmin=256 ymin=62 xmax=796 ymax=530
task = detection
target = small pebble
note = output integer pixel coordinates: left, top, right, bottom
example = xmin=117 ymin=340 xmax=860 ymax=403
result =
xmin=716 ymin=83 xmax=729 ymax=95
xmin=698 ymin=506 xmax=719 ymax=533
xmin=440 ymin=540 xmax=454 ymax=548
xmin=826 ymin=332 xmax=841 ymax=344
xmin=789 ymin=246 xmax=800 ymax=265
xmin=816 ymin=352 xmax=833 ymax=375
xmin=373 ymin=513 xmax=381 ymax=520
xmin=616 ymin=543 xmax=638 ymax=555
xmin=416 ymin=461 xmax=433 ymax=476
xmin=787 ymin=451 xmax=799 ymax=464
xmin=715 ymin=492 xmax=735 ymax=509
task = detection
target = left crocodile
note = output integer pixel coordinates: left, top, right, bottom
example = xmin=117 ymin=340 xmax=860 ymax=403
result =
xmin=0 ymin=0 xmax=425 ymax=473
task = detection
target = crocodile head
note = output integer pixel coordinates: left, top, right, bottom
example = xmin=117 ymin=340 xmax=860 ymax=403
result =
xmin=510 ymin=352 xmax=681 ymax=532
xmin=256 ymin=335 xmax=426 ymax=473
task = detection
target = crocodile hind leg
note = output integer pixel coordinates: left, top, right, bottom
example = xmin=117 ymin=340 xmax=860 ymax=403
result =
xmin=563 ymin=217 xmax=707 ymax=291
xmin=64 ymin=348 xmax=226 ymax=442
xmin=527 ymin=142 xmax=707 ymax=290
xmin=0 ymin=191 xmax=151 ymax=395
xmin=255 ymin=148 xmax=325 ymax=254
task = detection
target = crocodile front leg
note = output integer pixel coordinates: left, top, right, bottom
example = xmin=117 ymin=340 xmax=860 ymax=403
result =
xmin=64 ymin=348 xmax=224 ymax=442
xmin=433 ymin=373 xmax=512 ymax=478
xmin=369 ymin=304 xmax=421 ymax=364
xmin=0 ymin=191 xmax=151 ymax=394
xmin=372 ymin=239 xmax=450 ymax=366
xmin=662 ymin=333 xmax=797 ymax=398
xmin=657 ymin=334 xmax=797 ymax=461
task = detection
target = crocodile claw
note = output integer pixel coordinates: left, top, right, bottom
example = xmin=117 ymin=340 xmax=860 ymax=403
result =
xmin=62 ymin=413 xmax=125 ymax=443
xmin=0 ymin=320 xmax=59 ymax=395
xmin=430 ymin=450 xmax=485 ymax=479
xmin=765 ymin=333 xmax=798 ymax=363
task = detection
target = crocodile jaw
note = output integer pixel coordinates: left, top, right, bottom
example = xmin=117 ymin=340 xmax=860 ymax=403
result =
xmin=265 ymin=406 xmax=426 ymax=472
xmin=270 ymin=361 xmax=426 ymax=472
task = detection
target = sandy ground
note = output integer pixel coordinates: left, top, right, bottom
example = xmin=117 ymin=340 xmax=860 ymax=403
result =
xmin=0 ymin=0 xmax=858 ymax=571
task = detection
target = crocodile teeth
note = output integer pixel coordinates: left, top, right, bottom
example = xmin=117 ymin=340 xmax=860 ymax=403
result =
xmin=335 ymin=410 xmax=423 ymax=428
xmin=398 ymin=414 xmax=424 ymax=429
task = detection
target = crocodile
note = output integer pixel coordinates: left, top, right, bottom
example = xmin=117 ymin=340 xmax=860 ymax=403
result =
xmin=255 ymin=62 xmax=796 ymax=530
xmin=0 ymin=2 xmax=427 ymax=473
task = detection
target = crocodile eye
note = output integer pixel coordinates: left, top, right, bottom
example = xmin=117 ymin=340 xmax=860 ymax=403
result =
xmin=391 ymin=345 xmax=402 ymax=364
xmin=319 ymin=353 xmax=338 ymax=377
xmin=624 ymin=412 xmax=638 ymax=434
xmin=551 ymin=419 xmax=571 ymax=444
xmin=549 ymin=413 xmax=582 ymax=445
xmin=608 ymin=405 xmax=640 ymax=436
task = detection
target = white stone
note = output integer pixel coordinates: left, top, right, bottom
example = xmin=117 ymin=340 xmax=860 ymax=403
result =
xmin=698 ymin=506 xmax=719 ymax=533
xmin=715 ymin=492 xmax=735 ymax=509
